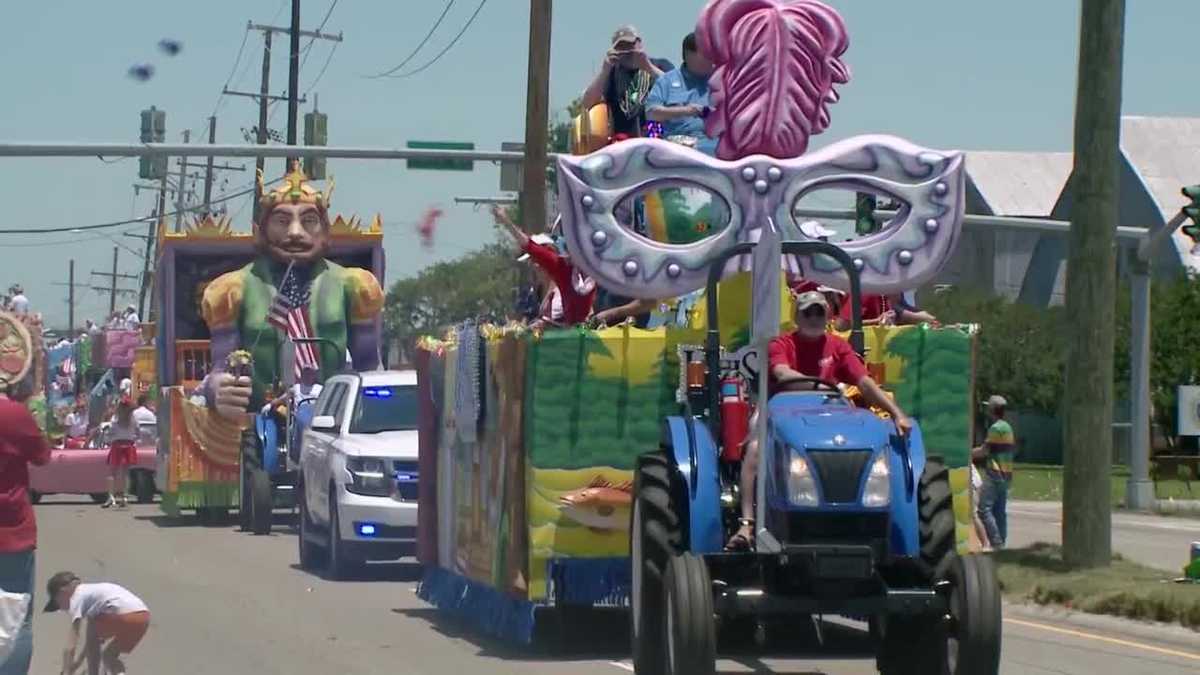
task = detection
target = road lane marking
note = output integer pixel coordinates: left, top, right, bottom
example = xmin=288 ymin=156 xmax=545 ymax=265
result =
xmin=608 ymin=660 xmax=634 ymax=671
xmin=1005 ymin=617 xmax=1200 ymax=661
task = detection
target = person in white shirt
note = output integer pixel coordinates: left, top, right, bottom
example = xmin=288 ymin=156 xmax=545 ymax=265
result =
xmin=44 ymin=571 xmax=150 ymax=675
xmin=122 ymin=306 xmax=140 ymax=330
xmin=64 ymin=403 xmax=89 ymax=441
xmin=130 ymin=395 xmax=156 ymax=427
xmin=261 ymin=367 xmax=323 ymax=416
xmin=8 ymin=285 xmax=29 ymax=314
xmin=103 ymin=400 xmax=139 ymax=509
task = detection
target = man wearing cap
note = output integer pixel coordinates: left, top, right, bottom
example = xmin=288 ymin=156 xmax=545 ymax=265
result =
xmin=492 ymin=206 xmax=596 ymax=328
xmin=726 ymin=290 xmax=912 ymax=550
xmin=581 ymin=25 xmax=666 ymax=138
xmin=973 ymin=395 xmax=1015 ymax=549
xmin=0 ymin=376 xmax=50 ymax=674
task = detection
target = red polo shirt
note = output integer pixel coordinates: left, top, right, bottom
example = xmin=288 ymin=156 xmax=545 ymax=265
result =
xmin=522 ymin=239 xmax=596 ymax=325
xmin=767 ymin=332 xmax=868 ymax=395
xmin=0 ymin=397 xmax=51 ymax=553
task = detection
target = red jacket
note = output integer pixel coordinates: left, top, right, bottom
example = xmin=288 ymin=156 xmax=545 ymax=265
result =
xmin=0 ymin=396 xmax=51 ymax=553
xmin=522 ymin=239 xmax=596 ymax=325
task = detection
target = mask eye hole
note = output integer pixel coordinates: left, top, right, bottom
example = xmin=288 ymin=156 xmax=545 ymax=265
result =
xmin=790 ymin=187 xmax=908 ymax=242
xmin=613 ymin=181 xmax=732 ymax=245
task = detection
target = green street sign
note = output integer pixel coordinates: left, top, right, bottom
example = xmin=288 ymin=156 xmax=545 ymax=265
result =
xmin=406 ymin=141 xmax=475 ymax=171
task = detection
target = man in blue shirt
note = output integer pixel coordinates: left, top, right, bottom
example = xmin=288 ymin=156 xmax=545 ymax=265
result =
xmin=645 ymin=33 xmax=714 ymax=146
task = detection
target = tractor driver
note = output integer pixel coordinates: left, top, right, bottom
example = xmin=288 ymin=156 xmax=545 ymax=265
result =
xmin=726 ymin=290 xmax=913 ymax=551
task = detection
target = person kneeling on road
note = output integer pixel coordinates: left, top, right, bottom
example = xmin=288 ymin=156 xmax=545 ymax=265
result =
xmin=45 ymin=571 xmax=149 ymax=675
xmin=725 ymin=290 xmax=913 ymax=551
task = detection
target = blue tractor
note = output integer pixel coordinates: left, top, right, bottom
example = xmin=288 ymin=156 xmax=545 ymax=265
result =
xmin=629 ymin=241 xmax=1001 ymax=674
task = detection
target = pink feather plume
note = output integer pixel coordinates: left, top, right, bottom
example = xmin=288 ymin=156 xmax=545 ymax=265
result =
xmin=697 ymin=0 xmax=851 ymax=160
xmin=416 ymin=207 xmax=444 ymax=249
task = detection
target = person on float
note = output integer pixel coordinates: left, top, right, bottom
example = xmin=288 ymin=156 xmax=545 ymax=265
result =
xmin=201 ymin=163 xmax=384 ymax=421
xmin=645 ymin=32 xmax=717 ymax=153
xmin=491 ymin=205 xmax=596 ymax=328
xmin=725 ymin=290 xmax=912 ymax=551
xmin=581 ymin=25 xmax=666 ymax=138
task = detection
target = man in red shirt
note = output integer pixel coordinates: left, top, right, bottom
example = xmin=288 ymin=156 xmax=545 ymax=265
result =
xmin=492 ymin=206 xmax=596 ymax=327
xmin=0 ymin=377 xmax=51 ymax=673
xmin=726 ymin=291 xmax=911 ymax=550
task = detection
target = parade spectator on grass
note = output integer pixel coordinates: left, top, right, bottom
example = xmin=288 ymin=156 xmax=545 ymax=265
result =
xmin=973 ymin=395 xmax=1016 ymax=549
xmin=0 ymin=376 xmax=51 ymax=674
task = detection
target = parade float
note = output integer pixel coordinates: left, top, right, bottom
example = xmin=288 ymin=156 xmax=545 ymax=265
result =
xmin=153 ymin=164 xmax=386 ymax=518
xmin=415 ymin=0 xmax=986 ymax=649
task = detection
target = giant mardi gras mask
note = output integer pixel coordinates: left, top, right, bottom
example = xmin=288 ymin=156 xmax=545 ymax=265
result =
xmin=558 ymin=0 xmax=965 ymax=338
xmin=255 ymin=162 xmax=334 ymax=266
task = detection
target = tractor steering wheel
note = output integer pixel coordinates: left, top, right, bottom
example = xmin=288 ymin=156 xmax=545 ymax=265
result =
xmin=773 ymin=373 xmax=840 ymax=393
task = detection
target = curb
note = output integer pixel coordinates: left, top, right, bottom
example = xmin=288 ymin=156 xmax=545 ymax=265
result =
xmin=1003 ymin=601 xmax=1200 ymax=652
xmin=1153 ymin=499 xmax=1200 ymax=516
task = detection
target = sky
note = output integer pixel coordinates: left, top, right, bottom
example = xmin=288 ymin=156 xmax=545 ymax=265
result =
xmin=1 ymin=0 xmax=1197 ymax=329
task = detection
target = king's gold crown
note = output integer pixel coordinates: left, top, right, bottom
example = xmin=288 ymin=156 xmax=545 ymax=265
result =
xmin=258 ymin=160 xmax=334 ymax=210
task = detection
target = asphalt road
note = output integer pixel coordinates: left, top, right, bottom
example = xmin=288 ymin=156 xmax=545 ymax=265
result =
xmin=25 ymin=497 xmax=1200 ymax=675
xmin=1007 ymin=500 xmax=1198 ymax=572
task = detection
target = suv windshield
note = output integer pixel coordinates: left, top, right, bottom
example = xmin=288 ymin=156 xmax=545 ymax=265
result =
xmin=349 ymin=384 xmax=418 ymax=433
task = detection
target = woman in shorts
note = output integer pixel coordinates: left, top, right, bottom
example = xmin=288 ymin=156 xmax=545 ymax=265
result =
xmin=103 ymin=399 xmax=137 ymax=508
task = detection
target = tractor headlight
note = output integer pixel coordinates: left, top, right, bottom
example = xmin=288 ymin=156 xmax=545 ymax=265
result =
xmin=861 ymin=452 xmax=891 ymax=507
xmin=787 ymin=455 xmax=819 ymax=506
xmin=346 ymin=457 xmax=392 ymax=497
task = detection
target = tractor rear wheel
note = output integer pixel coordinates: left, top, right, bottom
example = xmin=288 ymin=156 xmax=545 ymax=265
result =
xmin=662 ymin=552 xmax=716 ymax=675
xmin=631 ymin=452 xmax=680 ymax=675
xmin=877 ymin=459 xmax=1002 ymax=675
xmin=250 ymin=468 xmax=273 ymax=535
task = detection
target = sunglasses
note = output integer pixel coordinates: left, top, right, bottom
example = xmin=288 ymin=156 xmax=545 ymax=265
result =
xmin=800 ymin=306 xmax=827 ymax=318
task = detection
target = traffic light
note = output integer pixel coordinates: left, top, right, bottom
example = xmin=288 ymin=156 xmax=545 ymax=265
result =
xmin=1183 ymin=185 xmax=1200 ymax=246
xmin=304 ymin=107 xmax=328 ymax=180
xmin=138 ymin=106 xmax=167 ymax=180
xmin=855 ymin=192 xmax=878 ymax=236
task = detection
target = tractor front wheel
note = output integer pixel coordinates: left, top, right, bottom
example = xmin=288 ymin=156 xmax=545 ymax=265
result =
xmin=631 ymin=452 xmax=680 ymax=675
xmin=662 ymin=552 xmax=716 ymax=675
xmin=250 ymin=468 xmax=273 ymax=535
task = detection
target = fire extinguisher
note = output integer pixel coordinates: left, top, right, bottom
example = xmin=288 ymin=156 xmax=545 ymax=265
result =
xmin=720 ymin=376 xmax=751 ymax=462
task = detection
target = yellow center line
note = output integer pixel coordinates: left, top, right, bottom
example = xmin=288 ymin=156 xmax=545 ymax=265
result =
xmin=1005 ymin=617 xmax=1200 ymax=661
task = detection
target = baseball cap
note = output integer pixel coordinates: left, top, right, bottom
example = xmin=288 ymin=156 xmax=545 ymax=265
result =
xmin=794 ymin=290 xmax=829 ymax=312
xmin=799 ymin=220 xmax=836 ymax=240
xmin=611 ymin=25 xmax=641 ymax=48
xmin=44 ymin=571 xmax=80 ymax=612
xmin=987 ymin=394 xmax=1007 ymax=408
xmin=517 ymin=234 xmax=556 ymax=262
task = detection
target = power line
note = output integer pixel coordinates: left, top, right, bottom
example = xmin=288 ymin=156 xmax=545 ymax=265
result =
xmin=211 ymin=27 xmax=251 ymax=118
xmin=300 ymin=0 xmax=340 ymax=69
xmin=364 ymin=0 xmax=457 ymax=79
xmin=0 ymin=176 xmax=281 ymax=234
xmin=303 ymin=42 xmax=340 ymax=95
xmin=379 ymin=0 xmax=487 ymax=80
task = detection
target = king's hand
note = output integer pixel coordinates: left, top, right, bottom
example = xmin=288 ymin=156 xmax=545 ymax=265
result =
xmin=212 ymin=372 xmax=253 ymax=420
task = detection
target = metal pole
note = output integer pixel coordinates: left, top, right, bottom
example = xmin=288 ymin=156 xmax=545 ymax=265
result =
xmin=175 ymin=130 xmax=189 ymax=232
xmin=137 ymin=203 xmax=157 ymax=319
xmin=1127 ymin=256 xmax=1155 ymax=509
xmin=256 ymin=30 xmax=272 ymax=221
xmin=204 ymin=116 xmax=216 ymax=213
xmin=520 ymin=0 xmax=552 ymax=233
xmin=0 ymin=142 xmax=535 ymax=162
xmin=109 ymin=247 xmax=119 ymax=315
xmin=286 ymin=0 xmax=301 ymax=172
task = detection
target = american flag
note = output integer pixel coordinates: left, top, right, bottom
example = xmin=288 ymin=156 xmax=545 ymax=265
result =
xmin=267 ymin=269 xmax=319 ymax=378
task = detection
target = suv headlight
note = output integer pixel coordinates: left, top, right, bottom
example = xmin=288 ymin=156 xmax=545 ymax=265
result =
xmin=861 ymin=452 xmax=891 ymax=507
xmin=787 ymin=455 xmax=819 ymax=506
xmin=345 ymin=457 xmax=391 ymax=497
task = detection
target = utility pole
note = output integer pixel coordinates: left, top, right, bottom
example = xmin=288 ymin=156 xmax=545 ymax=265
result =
xmin=1062 ymin=0 xmax=1125 ymax=568
xmin=225 ymin=20 xmax=340 ymax=219
xmin=287 ymin=0 xmax=302 ymax=170
xmin=175 ymin=129 xmax=190 ymax=232
xmin=520 ymin=0 xmax=552 ymax=234
xmin=68 ymin=260 xmax=75 ymax=338
xmin=108 ymin=248 xmax=119 ymax=315
xmin=90 ymin=248 xmax=140 ymax=318
xmin=204 ymin=116 xmax=216 ymax=212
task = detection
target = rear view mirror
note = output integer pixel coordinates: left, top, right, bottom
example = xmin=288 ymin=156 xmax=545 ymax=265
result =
xmin=311 ymin=415 xmax=337 ymax=432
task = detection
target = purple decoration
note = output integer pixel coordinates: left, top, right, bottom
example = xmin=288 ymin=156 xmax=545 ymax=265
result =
xmin=698 ymin=0 xmax=850 ymax=160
